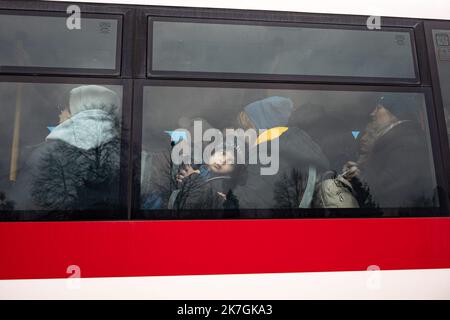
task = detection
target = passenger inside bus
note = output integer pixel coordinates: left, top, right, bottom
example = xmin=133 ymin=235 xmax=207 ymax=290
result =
xmin=231 ymin=96 xmax=330 ymax=214
xmin=1 ymin=83 xmax=437 ymax=217
xmin=140 ymin=86 xmax=439 ymax=216
xmin=141 ymin=117 xmax=247 ymax=215
xmin=6 ymin=85 xmax=122 ymax=214
xmin=342 ymin=93 xmax=437 ymax=209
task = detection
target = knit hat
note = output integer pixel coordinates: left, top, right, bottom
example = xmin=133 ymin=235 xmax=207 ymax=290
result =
xmin=376 ymin=93 xmax=421 ymax=121
xmin=243 ymin=96 xmax=294 ymax=130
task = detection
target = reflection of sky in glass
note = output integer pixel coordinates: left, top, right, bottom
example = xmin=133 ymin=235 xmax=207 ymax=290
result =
xmin=0 ymin=83 xmax=123 ymax=187
xmin=142 ymin=86 xmax=431 ymax=166
xmin=152 ymin=21 xmax=416 ymax=78
xmin=141 ymin=86 xmax=438 ymax=209
xmin=0 ymin=15 xmax=118 ymax=69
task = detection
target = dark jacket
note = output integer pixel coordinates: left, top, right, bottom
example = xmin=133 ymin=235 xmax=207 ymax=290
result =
xmin=175 ymin=175 xmax=231 ymax=208
xmin=235 ymin=126 xmax=330 ymax=214
xmin=288 ymin=102 xmax=358 ymax=172
xmin=10 ymin=138 xmax=121 ymax=213
xmin=359 ymin=121 xmax=437 ymax=209
xmin=141 ymin=149 xmax=243 ymax=218
xmin=142 ymin=126 xmax=329 ymax=216
xmin=10 ymin=110 xmax=121 ymax=215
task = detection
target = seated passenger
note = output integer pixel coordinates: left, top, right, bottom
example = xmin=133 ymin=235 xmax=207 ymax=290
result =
xmin=343 ymin=94 xmax=437 ymax=209
xmin=238 ymin=126 xmax=329 ymax=213
xmin=140 ymin=117 xmax=215 ymax=211
xmin=234 ymin=97 xmax=329 ymax=213
xmin=14 ymin=85 xmax=122 ymax=213
xmin=171 ymin=144 xmax=247 ymax=215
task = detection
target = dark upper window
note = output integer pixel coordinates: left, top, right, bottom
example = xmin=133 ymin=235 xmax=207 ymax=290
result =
xmin=0 ymin=12 xmax=121 ymax=75
xmin=149 ymin=18 xmax=418 ymax=81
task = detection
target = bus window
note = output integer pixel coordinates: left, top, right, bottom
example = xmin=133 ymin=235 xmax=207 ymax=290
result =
xmin=0 ymin=13 xmax=120 ymax=73
xmin=432 ymin=30 xmax=450 ymax=152
xmin=149 ymin=19 xmax=417 ymax=80
xmin=138 ymin=84 xmax=439 ymax=219
xmin=0 ymin=82 xmax=124 ymax=220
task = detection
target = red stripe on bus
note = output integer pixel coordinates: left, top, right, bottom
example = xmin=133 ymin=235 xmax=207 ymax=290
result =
xmin=0 ymin=217 xmax=449 ymax=280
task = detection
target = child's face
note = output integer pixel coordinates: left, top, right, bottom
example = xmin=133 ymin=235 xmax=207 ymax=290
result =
xmin=207 ymin=150 xmax=235 ymax=174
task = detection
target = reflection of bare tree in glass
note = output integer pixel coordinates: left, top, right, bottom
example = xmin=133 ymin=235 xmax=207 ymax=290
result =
xmin=273 ymin=169 xmax=306 ymax=208
xmin=30 ymin=114 xmax=121 ymax=212
xmin=141 ymin=151 xmax=177 ymax=210
xmin=0 ymin=191 xmax=15 ymax=211
xmin=174 ymin=175 xmax=224 ymax=211
xmin=353 ymin=176 xmax=436 ymax=212
xmin=31 ymin=144 xmax=80 ymax=210
xmin=351 ymin=177 xmax=377 ymax=209
xmin=142 ymin=155 xmax=238 ymax=215
xmin=223 ymin=190 xmax=239 ymax=210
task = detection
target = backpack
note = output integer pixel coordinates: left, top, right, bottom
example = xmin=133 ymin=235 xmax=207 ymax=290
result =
xmin=313 ymin=171 xmax=360 ymax=209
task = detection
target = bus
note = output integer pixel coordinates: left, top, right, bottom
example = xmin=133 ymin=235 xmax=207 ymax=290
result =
xmin=0 ymin=0 xmax=449 ymax=299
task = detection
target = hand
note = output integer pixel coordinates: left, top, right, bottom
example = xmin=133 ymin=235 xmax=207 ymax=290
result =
xmin=58 ymin=109 xmax=71 ymax=124
xmin=217 ymin=192 xmax=227 ymax=200
xmin=176 ymin=164 xmax=200 ymax=184
xmin=342 ymin=161 xmax=360 ymax=180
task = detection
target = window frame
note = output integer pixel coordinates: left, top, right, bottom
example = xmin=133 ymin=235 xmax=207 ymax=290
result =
xmin=146 ymin=15 xmax=421 ymax=84
xmin=135 ymin=6 xmax=432 ymax=84
xmin=0 ymin=1 xmax=134 ymax=77
xmin=0 ymin=75 xmax=133 ymax=221
xmin=131 ymin=79 xmax=450 ymax=220
xmin=424 ymin=21 xmax=450 ymax=205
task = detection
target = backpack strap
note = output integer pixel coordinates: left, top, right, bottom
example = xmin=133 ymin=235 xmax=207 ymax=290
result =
xmin=167 ymin=189 xmax=181 ymax=210
xmin=335 ymin=174 xmax=354 ymax=191
xmin=299 ymin=165 xmax=317 ymax=208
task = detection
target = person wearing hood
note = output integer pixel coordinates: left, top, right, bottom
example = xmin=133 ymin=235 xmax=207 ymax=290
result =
xmin=12 ymin=85 xmax=122 ymax=215
xmin=238 ymin=96 xmax=294 ymax=132
xmin=140 ymin=117 xmax=245 ymax=214
xmin=46 ymin=85 xmax=120 ymax=151
xmin=234 ymin=96 xmax=330 ymax=214
xmin=170 ymin=142 xmax=248 ymax=217
xmin=343 ymin=93 xmax=437 ymax=210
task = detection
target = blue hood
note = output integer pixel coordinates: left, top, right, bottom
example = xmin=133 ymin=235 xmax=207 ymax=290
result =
xmin=244 ymin=96 xmax=294 ymax=130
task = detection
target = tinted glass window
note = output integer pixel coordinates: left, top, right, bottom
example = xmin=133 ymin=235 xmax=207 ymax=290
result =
xmin=0 ymin=13 xmax=119 ymax=71
xmin=432 ymin=30 xmax=450 ymax=150
xmin=139 ymin=85 xmax=438 ymax=219
xmin=0 ymin=82 xmax=124 ymax=220
xmin=151 ymin=20 xmax=417 ymax=79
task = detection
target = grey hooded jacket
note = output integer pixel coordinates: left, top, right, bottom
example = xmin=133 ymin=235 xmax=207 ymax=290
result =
xmin=10 ymin=86 xmax=122 ymax=215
